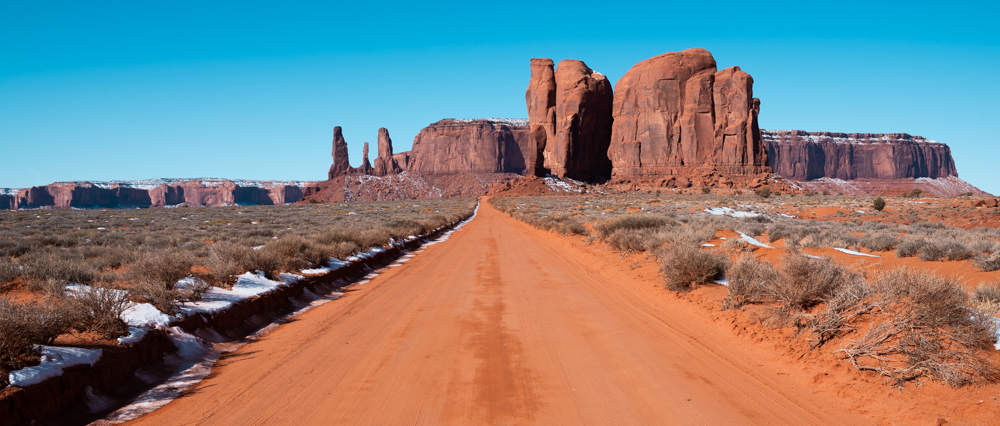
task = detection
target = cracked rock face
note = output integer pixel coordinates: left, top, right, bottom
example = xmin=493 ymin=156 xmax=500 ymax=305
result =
xmin=525 ymin=58 xmax=613 ymax=182
xmin=608 ymin=48 xmax=770 ymax=178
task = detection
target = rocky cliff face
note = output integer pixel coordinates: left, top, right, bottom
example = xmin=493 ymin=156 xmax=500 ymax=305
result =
xmin=526 ymin=58 xmax=613 ymax=181
xmin=608 ymin=48 xmax=770 ymax=178
xmin=4 ymin=179 xmax=309 ymax=209
xmin=407 ymin=119 xmax=531 ymax=175
xmin=763 ymin=130 xmax=958 ymax=180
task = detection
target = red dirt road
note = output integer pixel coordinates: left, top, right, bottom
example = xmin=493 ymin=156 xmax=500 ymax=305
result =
xmin=126 ymin=201 xmax=861 ymax=425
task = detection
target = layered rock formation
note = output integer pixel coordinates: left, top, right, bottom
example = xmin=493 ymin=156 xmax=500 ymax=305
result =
xmin=407 ymin=119 xmax=531 ymax=175
xmin=763 ymin=130 xmax=958 ymax=180
xmin=328 ymin=126 xmax=351 ymax=179
xmin=4 ymin=179 xmax=308 ymax=209
xmin=607 ymin=48 xmax=770 ymax=179
xmin=526 ymin=58 xmax=613 ymax=181
xmin=372 ymin=128 xmax=402 ymax=177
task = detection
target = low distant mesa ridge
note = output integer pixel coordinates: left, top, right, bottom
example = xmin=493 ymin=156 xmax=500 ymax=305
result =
xmin=0 ymin=179 xmax=309 ymax=210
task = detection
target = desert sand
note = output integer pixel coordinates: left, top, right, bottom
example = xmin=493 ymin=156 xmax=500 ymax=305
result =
xmin=124 ymin=200 xmax=863 ymax=425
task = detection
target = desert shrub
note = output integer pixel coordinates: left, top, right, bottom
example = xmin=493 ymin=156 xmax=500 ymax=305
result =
xmin=0 ymin=257 xmax=19 ymax=285
xmin=803 ymin=190 xmax=818 ymax=196
xmin=860 ymin=233 xmax=899 ymax=252
xmin=755 ymin=187 xmax=772 ymax=198
xmin=768 ymin=222 xmax=821 ymax=246
xmin=0 ymin=298 xmax=44 ymax=371
xmin=974 ymin=282 xmax=1000 ymax=304
xmin=919 ymin=240 xmax=972 ymax=262
xmin=124 ymin=251 xmax=195 ymax=313
xmin=659 ymin=244 xmax=727 ymax=292
xmin=605 ymin=228 xmax=663 ymax=252
xmin=132 ymin=251 xmax=194 ymax=286
xmin=0 ymin=297 xmax=76 ymax=371
xmin=328 ymin=241 xmax=361 ymax=260
xmin=21 ymin=251 xmax=96 ymax=285
xmin=724 ymin=254 xmax=850 ymax=325
xmin=873 ymin=197 xmax=886 ymax=212
xmin=896 ymin=238 xmax=926 ymax=258
xmin=68 ymin=285 xmax=130 ymax=339
xmin=811 ymin=269 xmax=997 ymax=386
xmin=517 ymin=214 xmax=588 ymax=236
xmin=207 ymin=242 xmax=251 ymax=281
xmin=723 ymin=254 xmax=779 ymax=309
xmin=975 ymin=252 xmax=1000 ymax=272
xmin=25 ymin=278 xmax=68 ymax=298
xmin=973 ymin=282 xmax=1000 ymax=316
xmin=383 ymin=219 xmax=426 ymax=238
xmin=594 ymin=215 xmax=669 ymax=238
xmin=261 ymin=236 xmax=334 ymax=271
xmin=734 ymin=221 xmax=766 ymax=238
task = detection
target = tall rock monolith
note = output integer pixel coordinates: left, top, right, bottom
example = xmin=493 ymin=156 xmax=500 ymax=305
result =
xmin=525 ymin=58 xmax=556 ymax=177
xmin=328 ymin=126 xmax=351 ymax=179
xmin=373 ymin=127 xmax=402 ymax=176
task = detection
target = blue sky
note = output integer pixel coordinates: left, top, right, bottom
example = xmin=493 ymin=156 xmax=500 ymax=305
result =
xmin=2 ymin=1 xmax=999 ymax=194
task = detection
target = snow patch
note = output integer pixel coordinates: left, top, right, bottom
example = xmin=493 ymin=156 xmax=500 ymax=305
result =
xmin=8 ymin=346 xmax=103 ymax=387
xmin=117 ymin=327 xmax=149 ymax=345
xmin=122 ymin=302 xmax=174 ymax=328
xmin=737 ymin=232 xmax=772 ymax=248
xmin=705 ymin=207 xmax=762 ymax=218
xmin=178 ymin=272 xmax=292 ymax=315
xmin=832 ymin=247 xmax=880 ymax=258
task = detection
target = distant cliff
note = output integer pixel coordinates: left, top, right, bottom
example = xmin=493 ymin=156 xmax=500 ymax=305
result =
xmin=763 ymin=130 xmax=957 ymax=180
xmin=1 ymin=179 xmax=309 ymax=210
xmin=406 ymin=119 xmax=531 ymax=175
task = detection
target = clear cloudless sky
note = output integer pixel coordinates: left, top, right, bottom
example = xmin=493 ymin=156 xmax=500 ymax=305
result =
xmin=2 ymin=1 xmax=999 ymax=193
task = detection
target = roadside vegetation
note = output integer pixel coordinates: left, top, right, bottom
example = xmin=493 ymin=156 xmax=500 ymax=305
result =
xmin=0 ymin=199 xmax=476 ymax=380
xmin=491 ymin=192 xmax=1000 ymax=387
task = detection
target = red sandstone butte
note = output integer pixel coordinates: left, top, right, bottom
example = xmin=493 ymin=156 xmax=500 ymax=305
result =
xmin=608 ymin=48 xmax=770 ymax=178
xmin=525 ymin=58 xmax=613 ymax=181
xmin=407 ymin=119 xmax=531 ymax=175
